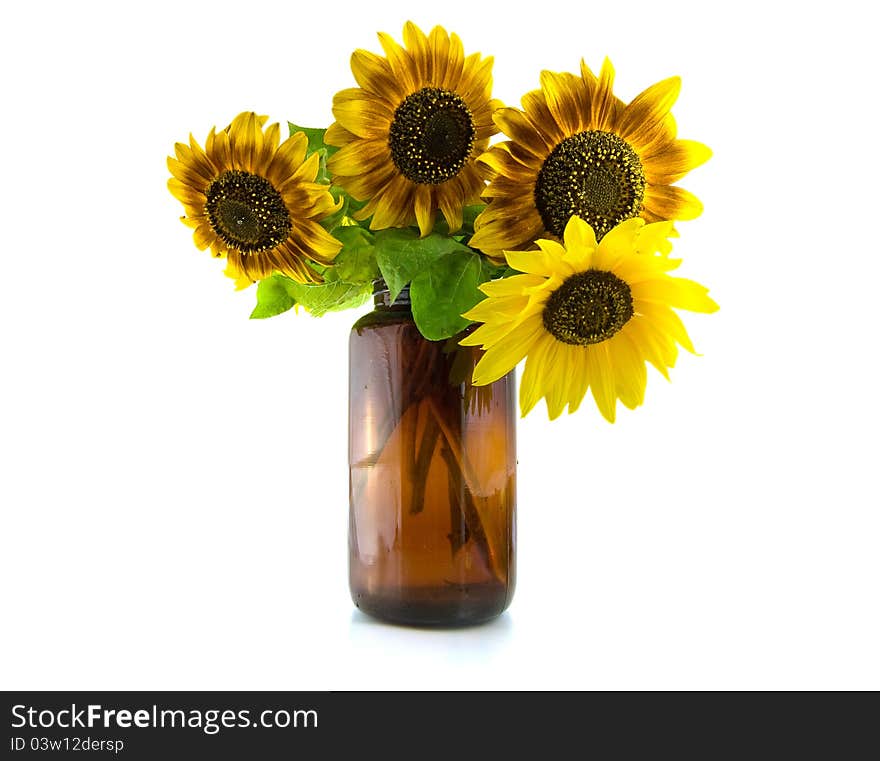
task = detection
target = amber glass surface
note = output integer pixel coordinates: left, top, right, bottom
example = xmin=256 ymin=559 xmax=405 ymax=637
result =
xmin=349 ymin=291 xmax=516 ymax=626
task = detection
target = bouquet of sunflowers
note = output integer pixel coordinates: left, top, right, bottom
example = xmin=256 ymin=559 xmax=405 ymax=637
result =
xmin=168 ymin=21 xmax=717 ymax=423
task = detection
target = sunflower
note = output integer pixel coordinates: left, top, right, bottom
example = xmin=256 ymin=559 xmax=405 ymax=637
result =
xmin=469 ymin=59 xmax=711 ymax=257
xmin=168 ymin=111 xmax=342 ymax=285
xmin=325 ymin=21 xmax=502 ymax=236
xmin=461 ymin=215 xmax=718 ymax=422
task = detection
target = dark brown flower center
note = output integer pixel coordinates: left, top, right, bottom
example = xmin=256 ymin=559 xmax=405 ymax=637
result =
xmin=389 ymin=87 xmax=475 ymax=184
xmin=205 ymin=170 xmax=291 ymax=253
xmin=542 ymin=269 xmax=634 ymax=345
xmin=534 ymin=130 xmax=645 ymax=241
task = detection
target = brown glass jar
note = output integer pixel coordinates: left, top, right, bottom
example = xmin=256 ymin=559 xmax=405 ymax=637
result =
xmin=348 ymin=283 xmax=516 ymax=626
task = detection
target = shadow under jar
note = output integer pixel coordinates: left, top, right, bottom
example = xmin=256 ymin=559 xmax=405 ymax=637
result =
xmin=348 ymin=283 xmax=516 ymax=626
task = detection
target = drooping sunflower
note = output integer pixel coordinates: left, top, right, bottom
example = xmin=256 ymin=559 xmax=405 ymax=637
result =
xmin=326 ymin=21 xmax=502 ymax=236
xmin=469 ymin=59 xmax=711 ymax=257
xmin=168 ymin=112 xmax=342 ymax=285
xmin=461 ymin=215 xmax=718 ymax=422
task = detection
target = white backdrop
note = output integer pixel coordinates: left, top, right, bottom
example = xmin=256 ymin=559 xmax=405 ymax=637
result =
xmin=1 ymin=0 xmax=877 ymax=690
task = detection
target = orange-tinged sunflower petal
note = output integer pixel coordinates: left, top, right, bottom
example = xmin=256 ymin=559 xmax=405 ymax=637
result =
xmin=402 ymin=21 xmax=430 ymax=82
xmin=350 ymin=48 xmax=404 ymax=100
xmin=643 ymin=184 xmax=704 ymax=221
xmin=591 ymin=57 xmax=618 ymax=131
xmin=332 ymin=95 xmax=392 ymax=139
xmin=644 ymin=139 xmax=712 ymax=184
xmin=478 ymin=58 xmax=707 ymax=250
xmin=414 ymin=186 xmax=435 ymax=237
xmin=377 ymin=31 xmax=416 ymax=91
xmin=169 ymin=114 xmax=341 ymax=286
xmin=329 ymin=23 xmax=498 ymax=235
xmin=617 ymin=76 xmax=681 ymax=148
xmin=493 ymin=107 xmax=551 ymax=157
xmin=539 ymin=70 xmax=583 ymax=135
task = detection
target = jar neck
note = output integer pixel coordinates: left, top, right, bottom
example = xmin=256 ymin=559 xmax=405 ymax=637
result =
xmin=373 ymin=279 xmax=411 ymax=309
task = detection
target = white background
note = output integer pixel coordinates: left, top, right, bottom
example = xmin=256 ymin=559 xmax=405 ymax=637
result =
xmin=1 ymin=0 xmax=877 ymax=690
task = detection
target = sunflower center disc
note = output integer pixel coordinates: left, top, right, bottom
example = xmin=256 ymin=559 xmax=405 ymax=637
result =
xmin=542 ymin=270 xmax=634 ymax=345
xmin=534 ymin=130 xmax=646 ymax=240
xmin=205 ymin=170 xmax=291 ymax=253
xmin=389 ymin=87 xmax=475 ymax=184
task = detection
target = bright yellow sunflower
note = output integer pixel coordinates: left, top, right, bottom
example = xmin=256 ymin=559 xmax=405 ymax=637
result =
xmin=469 ymin=59 xmax=711 ymax=257
xmin=168 ymin=111 xmax=342 ymax=285
xmin=461 ymin=215 xmax=718 ymax=422
xmin=325 ymin=21 xmax=502 ymax=236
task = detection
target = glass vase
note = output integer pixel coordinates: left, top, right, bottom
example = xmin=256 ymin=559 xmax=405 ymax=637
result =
xmin=348 ymin=283 xmax=516 ymax=626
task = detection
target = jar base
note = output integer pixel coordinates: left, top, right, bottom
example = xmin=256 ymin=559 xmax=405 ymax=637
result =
xmin=351 ymin=581 xmax=511 ymax=628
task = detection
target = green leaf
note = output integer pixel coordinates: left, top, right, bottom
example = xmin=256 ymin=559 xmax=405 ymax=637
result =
xmin=330 ymin=227 xmax=378 ymax=283
xmin=287 ymin=123 xmax=339 ymax=157
xmin=429 ymin=204 xmax=486 ymax=239
xmin=250 ymin=275 xmax=297 ymax=319
xmin=319 ymin=186 xmax=371 ymax=233
xmin=288 ymin=123 xmax=339 ymax=185
xmin=374 ymin=228 xmax=473 ymax=302
xmin=410 ymin=251 xmax=494 ymax=341
xmin=285 ymin=279 xmax=372 ymax=317
xmin=461 ymin=204 xmax=485 ymax=235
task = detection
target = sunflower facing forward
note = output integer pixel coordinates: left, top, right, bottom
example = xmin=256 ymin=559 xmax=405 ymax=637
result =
xmin=168 ymin=112 xmax=342 ymax=285
xmin=461 ymin=216 xmax=718 ymax=422
xmin=326 ymin=22 xmax=502 ymax=236
xmin=470 ymin=59 xmax=710 ymax=256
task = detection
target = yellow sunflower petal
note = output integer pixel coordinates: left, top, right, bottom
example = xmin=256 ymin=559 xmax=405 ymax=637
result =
xmin=562 ymin=216 xmax=598 ymax=253
xmin=519 ymin=333 xmax=553 ymax=416
xmin=594 ymin=218 xmax=645 ymax=269
xmin=622 ymin=319 xmax=675 ymax=378
xmin=632 ymin=276 xmax=719 ymax=313
xmin=586 ymin=343 xmax=617 ymax=423
xmin=224 ymin=262 xmax=254 ymax=290
xmin=462 ymin=294 xmax=530 ymax=323
xmin=505 ymin=244 xmax=570 ymax=277
xmin=636 ymin=301 xmax=697 ymax=353
xmin=565 ymin=347 xmax=590 ymax=414
xmin=545 ymin=342 xmax=575 ymax=420
xmin=471 ymin=316 xmax=544 ymax=385
xmin=478 ymin=273 xmax=545 ymax=297
xmin=607 ymin=332 xmax=647 ymax=409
